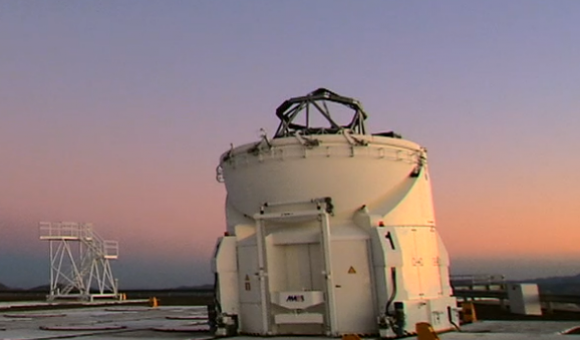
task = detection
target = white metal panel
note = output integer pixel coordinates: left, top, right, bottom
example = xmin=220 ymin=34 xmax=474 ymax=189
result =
xmin=435 ymin=233 xmax=453 ymax=296
xmin=271 ymin=229 xmax=319 ymax=245
xmin=428 ymin=297 xmax=457 ymax=329
xmin=237 ymin=242 xmax=263 ymax=334
xmin=274 ymin=313 xmax=324 ymax=324
xmin=399 ymin=299 xmax=430 ymax=333
xmin=213 ymin=236 xmax=239 ymax=315
xmin=284 ymin=244 xmax=313 ymax=291
xmin=237 ymin=243 xmax=261 ymax=304
xmin=332 ymin=239 xmax=375 ymax=334
xmin=238 ymin=303 xmax=265 ymax=334
xmin=264 ymin=235 xmax=286 ymax=294
xmin=508 ymin=284 xmax=542 ymax=316
xmin=308 ymin=243 xmax=324 ymax=291
xmin=371 ymin=226 xmax=403 ymax=267
xmin=391 ymin=227 xmax=422 ymax=300
xmin=370 ymin=226 xmax=400 ymax=315
xmin=414 ymin=227 xmax=444 ymax=298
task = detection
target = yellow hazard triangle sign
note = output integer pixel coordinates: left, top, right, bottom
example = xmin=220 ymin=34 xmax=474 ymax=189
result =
xmin=348 ymin=266 xmax=356 ymax=274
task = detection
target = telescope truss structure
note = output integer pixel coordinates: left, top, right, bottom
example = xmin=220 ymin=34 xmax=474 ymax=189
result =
xmin=39 ymin=221 xmax=120 ymax=301
xmin=274 ymin=87 xmax=368 ymax=138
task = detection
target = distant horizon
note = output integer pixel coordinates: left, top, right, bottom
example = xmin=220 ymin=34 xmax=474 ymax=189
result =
xmin=1 ymin=255 xmax=579 ymax=290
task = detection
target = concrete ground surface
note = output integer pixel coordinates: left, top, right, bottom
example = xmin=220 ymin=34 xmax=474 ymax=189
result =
xmin=437 ymin=320 xmax=580 ymax=339
xmin=0 ymin=305 xmax=211 ymax=340
xmin=2 ymin=304 xmax=580 ymax=340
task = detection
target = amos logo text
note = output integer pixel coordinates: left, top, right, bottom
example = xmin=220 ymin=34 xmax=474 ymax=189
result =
xmin=286 ymin=295 xmax=305 ymax=302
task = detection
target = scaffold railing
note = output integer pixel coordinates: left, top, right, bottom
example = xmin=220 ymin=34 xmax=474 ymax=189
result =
xmin=39 ymin=221 xmax=93 ymax=240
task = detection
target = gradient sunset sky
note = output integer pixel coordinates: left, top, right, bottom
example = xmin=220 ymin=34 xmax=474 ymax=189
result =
xmin=1 ymin=1 xmax=580 ymax=288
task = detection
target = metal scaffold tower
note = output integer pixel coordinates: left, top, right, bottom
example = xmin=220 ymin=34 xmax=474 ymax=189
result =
xmin=39 ymin=221 xmax=121 ymax=301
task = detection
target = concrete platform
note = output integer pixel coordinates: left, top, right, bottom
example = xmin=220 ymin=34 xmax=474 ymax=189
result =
xmin=2 ymin=303 xmax=580 ymax=340
xmin=439 ymin=320 xmax=580 ymax=339
xmin=0 ymin=304 xmax=211 ymax=339
xmin=232 ymin=321 xmax=580 ymax=340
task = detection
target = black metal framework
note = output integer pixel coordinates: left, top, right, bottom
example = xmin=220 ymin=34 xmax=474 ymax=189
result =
xmin=274 ymin=88 xmax=368 ymax=138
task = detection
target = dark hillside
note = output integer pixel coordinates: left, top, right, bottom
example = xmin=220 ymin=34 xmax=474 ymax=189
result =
xmin=525 ymin=273 xmax=580 ymax=295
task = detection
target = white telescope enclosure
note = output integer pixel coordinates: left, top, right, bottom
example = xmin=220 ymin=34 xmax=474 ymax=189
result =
xmin=212 ymin=88 xmax=458 ymax=337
